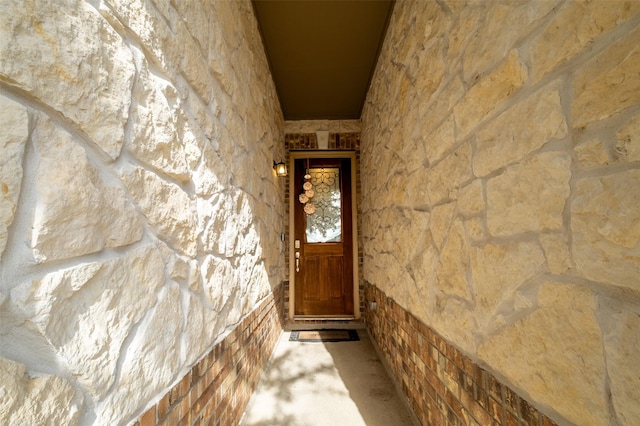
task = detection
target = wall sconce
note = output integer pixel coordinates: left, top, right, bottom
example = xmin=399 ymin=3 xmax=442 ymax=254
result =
xmin=273 ymin=160 xmax=288 ymax=177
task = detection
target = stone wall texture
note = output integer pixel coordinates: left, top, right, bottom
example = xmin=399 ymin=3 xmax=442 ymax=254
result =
xmin=361 ymin=1 xmax=640 ymax=425
xmin=365 ymin=283 xmax=559 ymax=426
xmin=0 ymin=1 xmax=285 ymax=425
xmin=133 ymin=284 xmax=283 ymax=426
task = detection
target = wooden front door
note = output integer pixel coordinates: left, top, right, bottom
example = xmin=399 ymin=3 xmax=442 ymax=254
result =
xmin=294 ymin=157 xmax=354 ymax=316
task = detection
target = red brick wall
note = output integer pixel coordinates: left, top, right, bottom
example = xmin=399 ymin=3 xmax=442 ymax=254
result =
xmin=364 ymin=283 xmax=558 ymax=426
xmin=133 ymin=284 xmax=284 ymax=426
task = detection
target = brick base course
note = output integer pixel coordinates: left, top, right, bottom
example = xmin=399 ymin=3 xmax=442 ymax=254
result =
xmin=134 ymin=283 xmax=284 ymax=426
xmin=364 ymin=283 xmax=558 ymax=426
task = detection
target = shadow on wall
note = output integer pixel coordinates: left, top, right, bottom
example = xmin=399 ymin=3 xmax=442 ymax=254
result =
xmin=0 ymin=1 xmax=287 ymax=425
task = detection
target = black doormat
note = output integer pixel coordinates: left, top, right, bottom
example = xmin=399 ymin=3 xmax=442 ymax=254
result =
xmin=289 ymin=329 xmax=360 ymax=342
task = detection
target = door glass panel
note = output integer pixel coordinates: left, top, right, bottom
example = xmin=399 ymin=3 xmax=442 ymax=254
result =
xmin=305 ymin=167 xmax=341 ymax=243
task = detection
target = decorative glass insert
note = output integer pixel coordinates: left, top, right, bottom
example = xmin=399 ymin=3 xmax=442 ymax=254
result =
xmin=306 ymin=167 xmax=341 ymax=243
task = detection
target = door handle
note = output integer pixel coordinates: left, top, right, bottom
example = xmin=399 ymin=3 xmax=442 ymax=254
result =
xmin=295 ymin=251 xmax=300 ymax=272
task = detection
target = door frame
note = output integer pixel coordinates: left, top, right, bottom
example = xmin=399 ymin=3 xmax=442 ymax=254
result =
xmin=288 ymin=151 xmax=359 ymax=320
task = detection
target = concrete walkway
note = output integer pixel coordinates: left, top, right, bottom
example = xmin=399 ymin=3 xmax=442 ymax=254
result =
xmin=240 ymin=327 xmax=418 ymax=426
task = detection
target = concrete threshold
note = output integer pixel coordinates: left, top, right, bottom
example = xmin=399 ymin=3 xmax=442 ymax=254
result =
xmin=239 ymin=328 xmax=419 ymax=426
xmin=284 ymin=321 xmax=365 ymax=331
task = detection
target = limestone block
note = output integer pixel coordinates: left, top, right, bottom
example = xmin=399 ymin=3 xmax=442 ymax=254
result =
xmin=572 ymin=26 xmax=640 ymax=128
xmin=11 ymin=244 xmax=164 ymax=398
xmin=605 ymin=310 xmax=640 ymax=425
xmin=423 ymin=115 xmax=456 ymax=164
xmin=403 ymin=271 xmax=430 ymax=322
xmin=99 ymin=1 xmax=176 ymax=90
xmin=0 ymin=356 xmax=82 ymax=425
xmin=457 ymin=180 xmax=485 ymax=215
xmin=390 ymin=8 xmax=418 ymax=70
xmin=540 ymin=233 xmax=572 ymax=275
xmin=0 ymin=0 xmax=134 ymax=159
xmin=474 ymin=84 xmax=568 ymax=177
xmin=285 ymin=120 xmax=329 ymax=133
xmin=386 ymin=172 xmax=409 ymax=210
xmin=176 ymin=20 xmax=214 ymax=102
xmin=478 ymin=283 xmax=608 ymax=426
xmin=0 ymin=96 xmax=28 ymax=259
xmin=379 ymin=209 xmax=399 ymax=248
xmin=426 ymin=143 xmax=473 ymax=205
xmin=171 ymin=0 xmax=211 ymax=55
xmin=575 ymin=138 xmax=612 ymax=167
xmin=31 ymin=116 xmax=143 ymax=263
xmin=179 ymin=79 xmax=218 ymax=140
xmin=232 ymin=153 xmax=259 ymax=196
xmin=378 ymin=252 xmax=411 ymax=293
xmin=223 ymin=192 xmax=259 ymax=258
xmin=128 ymin=64 xmax=191 ymax=182
xmin=454 ymin=51 xmax=527 ymax=139
xmin=486 ymin=152 xmax=571 ymax=236
xmin=532 ymin=1 xmax=640 ymax=81
xmin=213 ymin=121 xmax=236 ymax=164
xmin=187 ymin=258 xmax=203 ymax=293
xmin=208 ymin=26 xmax=235 ymax=98
xmin=181 ymin=292 xmax=222 ymax=368
xmin=463 ymin=217 xmax=485 ymax=241
xmin=121 ymin=165 xmax=197 ymax=256
xmin=236 ymin=221 xmax=262 ymax=259
xmin=214 ymin=0 xmax=244 ymax=49
xmin=446 ymin=5 xmax=484 ymax=65
xmin=431 ymin=294 xmax=477 ymax=355
xmin=463 ymin=1 xmax=559 ymax=82
xmin=415 ymin=39 xmax=445 ymax=106
xmin=246 ymin=260 xmax=271 ymax=308
xmin=375 ymin=209 xmax=416 ymax=265
xmin=430 ymin=201 xmax=456 ymax=250
xmin=405 ymin=210 xmax=431 ymax=261
xmin=572 ymin=170 xmax=640 ymax=290
xmin=409 ymin=238 xmax=439 ymax=297
xmin=111 ymin=0 xmax=217 ymax=103
xmin=400 ymin=126 xmax=425 ymax=175
xmin=97 ymin=283 xmax=182 ymax=425
xmin=336 ymin=120 xmax=362 ymax=133
xmin=436 ymin=221 xmax=471 ymax=300
xmin=471 ymin=240 xmax=546 ymax=328
xmin=168 ymin=255 xmax=189 ymax=284
xmin=616 ymin=113 xmax=640 ymax=162
xmin=404 ymin=167 xmax=432 ymax=209
xmin=419 ymin=75 xmax=466 ymax=137
xmin=201 ymin=254 xmax=236 ymax=312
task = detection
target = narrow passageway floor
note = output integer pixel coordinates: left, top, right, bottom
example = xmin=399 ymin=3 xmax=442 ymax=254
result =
xmin=240 ymin=328 xmax=418 ymax=426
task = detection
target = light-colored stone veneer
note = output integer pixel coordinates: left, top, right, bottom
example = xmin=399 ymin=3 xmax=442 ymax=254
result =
xmin=361 ymin=1 xmax=640 ymax=425
xmin=0 ymin=96 xmax=27 ymax=257
xmin=0 ymin=357 xmax=83 ymax=425
xmin=284 ymin=119 xmax=361 ymax=134
xmin=478 ymin=283 xmax=608 ymax=426
xmin=0 ymin=0 xmax=285 ymax=425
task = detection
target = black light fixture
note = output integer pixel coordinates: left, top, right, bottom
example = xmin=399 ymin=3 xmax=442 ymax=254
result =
xmin=273 ymin=160 xmax=288 ymax=177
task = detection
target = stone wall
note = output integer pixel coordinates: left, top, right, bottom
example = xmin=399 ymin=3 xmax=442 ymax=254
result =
xmin=365 ymin=283 xmax=557 ymax=426
xmin=0 ymin=1 xmax=285 ymax=425
xmin=134 ymin=284 xmax=283 ymax=426
xmin=284 ymin=119 xmax=361 ymax=134
xmin=361 ymin=1 xmax=640 ymax=425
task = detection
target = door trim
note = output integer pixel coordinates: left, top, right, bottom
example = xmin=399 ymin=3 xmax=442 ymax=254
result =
xmin=288 ymin=151 xmax=359 ymax=320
